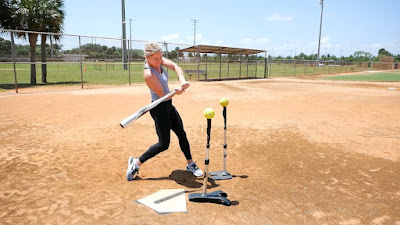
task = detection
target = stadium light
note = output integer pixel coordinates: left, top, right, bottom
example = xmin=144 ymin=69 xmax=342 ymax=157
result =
xmin=190 ymin=19 xmax=199 ymax=46
xmin=316 ymin=0 xmax=324 ymax=65
xmin=341 ymin=49 xmax=343 ymax=61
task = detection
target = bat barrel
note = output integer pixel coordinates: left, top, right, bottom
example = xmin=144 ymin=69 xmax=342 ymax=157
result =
xmin=119 ymin=90 xmax=176 ymax=128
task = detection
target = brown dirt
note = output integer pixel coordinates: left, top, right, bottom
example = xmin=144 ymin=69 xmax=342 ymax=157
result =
xmin=1 ymin=78 xmax=399 ymax=224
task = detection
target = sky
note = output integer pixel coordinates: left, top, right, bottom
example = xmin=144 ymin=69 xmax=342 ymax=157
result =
xmin=59 ymin=0 xmax=399 ymax=57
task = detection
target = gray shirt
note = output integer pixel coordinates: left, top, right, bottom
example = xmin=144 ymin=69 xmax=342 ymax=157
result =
xmin=144 ymin=63 xmax=170 ymax=101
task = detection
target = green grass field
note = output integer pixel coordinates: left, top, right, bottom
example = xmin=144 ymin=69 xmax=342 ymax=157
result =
xmin=0 ymin=62 xmax=267 ymax=90
xmin=322 ymin=71 xmax=400 ymax=82
xmin=0 ymin=62 xmax=145 ymax=86
xmin=1 ymin=61 xmax=395 ymax=92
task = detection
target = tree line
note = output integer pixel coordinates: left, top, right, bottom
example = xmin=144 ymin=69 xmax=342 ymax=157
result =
xmin=2 ymin=36 xmax=398 ymax=64
xmin=268 ymin=49 xmax=399 ymax=63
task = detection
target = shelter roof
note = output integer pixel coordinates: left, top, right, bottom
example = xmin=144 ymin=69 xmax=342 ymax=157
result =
xmin=179 ymin=45 xmax=265 ymax=55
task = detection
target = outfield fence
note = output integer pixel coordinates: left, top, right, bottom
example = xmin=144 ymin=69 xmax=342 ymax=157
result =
xmin=0 ymin=29 xmax=375 ymax=93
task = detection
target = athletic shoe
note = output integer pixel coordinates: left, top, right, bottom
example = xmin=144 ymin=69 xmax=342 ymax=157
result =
xmin=126 ymin=157 xmax=139 ymax=181
xmin=186 ymin=162 xmax=203 ymax=177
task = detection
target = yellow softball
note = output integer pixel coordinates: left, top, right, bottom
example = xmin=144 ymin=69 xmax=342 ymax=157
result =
xmin=220 ymin=97 xmax=229 ymax=107
xmin=203 ymin=108 xmax=215 ymax=119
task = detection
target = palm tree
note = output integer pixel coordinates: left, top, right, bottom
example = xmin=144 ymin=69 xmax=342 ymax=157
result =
xmin=0 ymin=0 xmax=14 ymax=29
xmin=0 ymin=0 xmax=19 ymax=55
xmin=13 ymin=0 xmax=45 ymax=85
xmin=0 ymin=0 xmax=64 ymax=85
xmin=38 ymin=0 xmax=65 ymax=83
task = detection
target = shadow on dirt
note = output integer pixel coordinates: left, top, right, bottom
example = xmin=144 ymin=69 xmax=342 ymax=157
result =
xmin=137 ymin=170 xmax=220 ymax=189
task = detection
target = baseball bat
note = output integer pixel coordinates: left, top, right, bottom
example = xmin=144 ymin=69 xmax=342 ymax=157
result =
xmin=120 ymin=90 xmax=176 ymax=128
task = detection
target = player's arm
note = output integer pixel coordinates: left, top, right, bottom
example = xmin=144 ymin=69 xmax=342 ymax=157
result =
xmin=143 ymin=68 xmax=168 ymax=98
xmin=162 ymin=58 xmax=190 ymax=92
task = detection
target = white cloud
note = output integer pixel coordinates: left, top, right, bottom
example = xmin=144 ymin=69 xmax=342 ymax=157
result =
xmin=267 ymin=13 xmax=293 ymax=22
xmin=320 ymin=36 xmax=329 ymax=45
xmin=184 ymin=33 xmax=212 ymax=45
xmin=320 ymin=36 xmax=332 ymax=48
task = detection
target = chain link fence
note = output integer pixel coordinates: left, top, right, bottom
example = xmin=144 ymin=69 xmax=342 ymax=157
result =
xmin=0 ymin=30 xmax=195 ymax=93
xmin=1 ymin=29 xmax=374 ymax=93
xmin=267 ymin=59 xmax=368 ymax=77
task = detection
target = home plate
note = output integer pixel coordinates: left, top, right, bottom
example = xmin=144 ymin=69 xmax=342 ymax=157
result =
xmin=136 ymin=189 xmax=187 ymax=214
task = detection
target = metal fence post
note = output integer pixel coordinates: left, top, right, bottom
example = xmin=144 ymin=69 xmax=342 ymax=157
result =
xmin=269 ymin=57 xmax=272 ymax=77
xmin=327 ymin=62 xmax=330 ymax=74
xmin=255 ymin=53 xmax=258 ymax=78
xmin=197 ymin=45 xmax=200 ymax=79
xmin=219 ymin=48 xmax=222 ymax=80
xmin=312 ymin=61 xmax=316 ymax=75
xmin=239 ymin=53 xmax=242 ymax=78
xmin=334 ymin=61 xmax=337 ymax=74
xmin=79 ymin=36 xmax=84 ymax=89
xmin=205 ymin=53 xmax=208 ymax=76
xmin=227 ymin=55 xmax=230 ymax=78
xmin=294 ymin=60 xmax=297 ymax=76
xmin=264 ymin=52 xmax=267 ymax=78
xmin=320 ymin=63 xmax=323 ymax=75
xmin=128 ymin=39 xmax=131 ymax=85
xmin=10 ymin=32 xmax=18 ymax=93
xmin=246 ymin=55 xmax=249 ymax=77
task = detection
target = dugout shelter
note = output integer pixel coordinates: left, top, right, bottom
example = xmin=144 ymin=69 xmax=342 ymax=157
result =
xmin=179 ymin=45 xmax=267 ymax=80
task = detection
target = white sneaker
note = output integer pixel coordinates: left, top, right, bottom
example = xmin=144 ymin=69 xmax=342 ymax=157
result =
xmin=126 ymin=157 xmax=139 ymax=181
xmin=186 ymin=162 xmax=203 ymax=177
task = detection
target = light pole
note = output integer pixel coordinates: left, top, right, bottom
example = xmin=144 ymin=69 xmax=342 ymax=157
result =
xmin=190 ymin=19 xmax=199 ymax=46
xmin=121 ymin=0 xmax=127 ymax=70
xmin=316 ymin=0 xmax=324 ymax=66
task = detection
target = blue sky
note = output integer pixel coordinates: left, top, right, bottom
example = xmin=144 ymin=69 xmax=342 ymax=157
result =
xmin=61 ymin=0 xmax=399 ymax=57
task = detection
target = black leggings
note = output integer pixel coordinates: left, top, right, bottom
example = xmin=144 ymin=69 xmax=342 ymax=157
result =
xmin=139 ymin=100 xmax=192 ymax=163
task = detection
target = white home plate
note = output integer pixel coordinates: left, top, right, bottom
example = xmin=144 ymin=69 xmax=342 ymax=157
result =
xmin=136 ymin=189 xmax=187 ymax=214
xmin=388 ymin=87 xmax=397 ymax=90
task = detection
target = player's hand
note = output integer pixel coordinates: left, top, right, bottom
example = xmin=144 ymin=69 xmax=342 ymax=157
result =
xmin=181 ymin=81 xmax=190 ymax=91
xmin=174 ymin=86 xmax=184 ymax=95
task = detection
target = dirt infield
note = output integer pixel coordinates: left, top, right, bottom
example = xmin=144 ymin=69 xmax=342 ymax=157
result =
xmin=1 ymin=78 xmax=399 ymax=224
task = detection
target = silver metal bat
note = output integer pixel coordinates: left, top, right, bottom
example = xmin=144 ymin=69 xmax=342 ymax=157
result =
xmin=120 ymin=90 xmax=176 ymax=128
